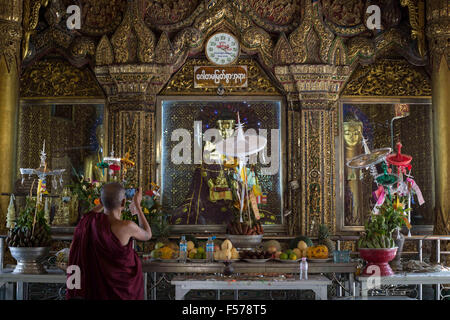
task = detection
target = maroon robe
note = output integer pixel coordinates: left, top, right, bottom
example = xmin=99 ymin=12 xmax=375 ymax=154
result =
xmin=66 ymin=211 xmax=144 ymax=300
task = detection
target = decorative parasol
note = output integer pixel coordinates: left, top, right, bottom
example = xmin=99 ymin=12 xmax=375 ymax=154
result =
xmin=19 ymin=140 xmax=65 ymax=199
xmin=386 ymin=142 xmax=412 ymax=168
xmin=346 ymin=137 xmax=391 ymax=170
xmin=214 ymin=113 xmax=267 ymax=223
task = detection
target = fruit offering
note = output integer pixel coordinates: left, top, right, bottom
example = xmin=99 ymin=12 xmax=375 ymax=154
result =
xmin=318 ymin=224 xmax=335 ymax=254
xmin=188 ymin=244 xmax=207 ymax=260
xmin=226 ymin=221 xmax=264 ymax=235
xmin=150 ymin=242 xmax=178 ymax=260
xmin=306 ymin=245 xmax=329 ymax=259
xmin=6 ymin=223 xmax=51 ymax=247
xmin=240 ymin=250 xmax=272 ymax=260
xmin=263 ymin=240 xmax=281 ymax=253
xmin=278 ymin=249 xmax=299 ymax=261
xmin=6 ymin=199 xmax=51 ymax=248
xmin=214 ymin=239 xmax=239 ymax=260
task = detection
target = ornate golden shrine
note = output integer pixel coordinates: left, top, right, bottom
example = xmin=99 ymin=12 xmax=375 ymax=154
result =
xmin=0 ymin=0 xmax=448 ymax=238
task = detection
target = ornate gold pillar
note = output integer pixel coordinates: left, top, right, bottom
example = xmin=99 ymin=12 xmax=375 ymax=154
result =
xmin=275 ymin=64 xmax=351 ymax=235
xmin=93 ymin=0 xmax=173 ymax=190
xmin=426 ymin=0 xmax=450 ymax=235
xmin=0 ymin=0 xmax=22 ymax=230
xmin=95 ymin=64 xmax=173 ymax=190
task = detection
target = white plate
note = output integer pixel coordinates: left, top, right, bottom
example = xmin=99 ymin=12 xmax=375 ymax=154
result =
xmin=307 ymin=258 xmax=333 ymax=263
xmin=274 ymin=258 xmax=301 ymax=263
xmin=242 ymin=258 xmax=271 ymax=263
xmin=188 ymin=258 xmax=208 ymax=263
xmin=214 ymin=259 xmax=240 ymax=263
xmin=159 ymin=258 xmax=179 ymax=263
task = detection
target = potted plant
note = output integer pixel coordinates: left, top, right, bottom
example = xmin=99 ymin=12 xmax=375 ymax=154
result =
xmin=6 ymin=197 xmax=52 ymax=274
xmin=357 ymin=197 xmax=410 ymax=276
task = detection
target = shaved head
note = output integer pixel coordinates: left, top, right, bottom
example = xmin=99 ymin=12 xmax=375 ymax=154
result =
xmin=100 ymin=182 xmax=125 ymax=211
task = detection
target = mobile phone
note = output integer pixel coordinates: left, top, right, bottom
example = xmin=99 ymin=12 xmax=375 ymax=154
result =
xmin=125 ymin=188 xmax=136 ymax=199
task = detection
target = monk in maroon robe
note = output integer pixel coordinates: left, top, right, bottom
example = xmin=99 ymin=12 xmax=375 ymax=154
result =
xmin=67 ymin=183 xmax=152 ymax=300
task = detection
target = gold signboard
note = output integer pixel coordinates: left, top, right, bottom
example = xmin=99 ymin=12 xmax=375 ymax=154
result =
xmin=194 ymin=66 xmax=247 ymax=88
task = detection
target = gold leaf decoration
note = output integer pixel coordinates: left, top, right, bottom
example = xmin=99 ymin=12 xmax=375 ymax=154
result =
xmin=95 ymin=35 xmax=114 ymax=66
xmin=342 ymin=59 xmax=431 ymax=97
xmin=111 ymin=1 xmax=155 ymax=64
xmin=20 ymin=58 xmax=104 ymax=98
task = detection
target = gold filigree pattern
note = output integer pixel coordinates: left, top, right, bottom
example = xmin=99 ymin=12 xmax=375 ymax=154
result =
xmin=400 ymin=0 xmax=426 ymax=57
xmin=95 ymin=35 xmax=114 ymax=66
xmin=70 ymin=36 xmax=95 ymax=58
xmin=347 ymin=36 xmax=375 ymax=64
xmin=273 ymin=33 xmax=295 ymax=65
xmin=144 ymin=0 xmax=199 ymax=25
xmin=289 ymin=1 xmax=334 ymax=64
xmin=62 ymin=0 xmax=127 ymax=36
xmin=111 ymin=1 xmax=155 ymax=64
xmin=95 ymin=64 xmax=173 ymax=102
xmin=241 ymin=27 xmax=274 ymax=67
xmin=321 ymin=0 xmax=364 ymax=27
xmin=22 ymin=0 xmax=48 ymax=60
xmin=342 ymin=59 xmax=431 ymax=97
xmin=155 ymin=32 xmax=176 ymax=65
xmin=161 ymin=58 xmax=281 ymax=96
xmin=116 ymin=111 xmax=155 ymax=190
xmin=20 ymin=58 xmax=104 ymax=97
xmin=247 ymin=0 xmax=300 ymax=26
xmin=0 ymin=20 xmax=22 ymax=73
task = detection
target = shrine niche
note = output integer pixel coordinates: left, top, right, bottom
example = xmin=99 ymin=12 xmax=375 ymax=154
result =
xmin=6 ymin=0 xmax=444 ymax=241
xmin=18 ymin=55 xmax=105 ymax=196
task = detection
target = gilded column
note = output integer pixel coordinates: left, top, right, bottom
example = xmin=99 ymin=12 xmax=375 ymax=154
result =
xmin=275 ymin=64 xmax=351 ymax=235
xmin=0 ymin=0 xmax=23 ymax=230
xmin=426 ymin=0 xmax=450 ymax=235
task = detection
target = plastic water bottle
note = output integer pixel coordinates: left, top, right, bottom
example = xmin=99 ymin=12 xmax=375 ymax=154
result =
xmin=206 ymin=236 xmax=216 ymax=262
xmin=300 ymin=257 xmax=308 ymax=280
xmin=179 ymin=235 xmax=187 ymax=263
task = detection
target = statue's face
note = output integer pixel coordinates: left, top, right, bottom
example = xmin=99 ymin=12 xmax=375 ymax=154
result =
xmin=343 ymin=121 xmax=363 ymax=147
xmin=216 ymin=120 xmax=235 ymax=139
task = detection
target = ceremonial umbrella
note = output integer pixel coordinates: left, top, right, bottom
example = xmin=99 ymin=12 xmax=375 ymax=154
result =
xmin=214 ymin=114 xmax=267 ymax=222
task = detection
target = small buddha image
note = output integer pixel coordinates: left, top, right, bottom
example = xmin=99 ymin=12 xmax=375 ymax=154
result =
xmin=343 ymin=116 xmax=364 ymax=226
xmin=83 ymin=124 xmax=106 ymax=182
xmin=204 ymin=119 xmax=236 ymax=165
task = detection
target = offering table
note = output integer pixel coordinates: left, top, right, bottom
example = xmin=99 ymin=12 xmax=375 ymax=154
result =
xmin=143 ymin=261 xmax=357 ymax=300
xmin=171 ymin=274 xmax=332 ymax=300
xmin=357 ymin=271 xmax=450 ymax=300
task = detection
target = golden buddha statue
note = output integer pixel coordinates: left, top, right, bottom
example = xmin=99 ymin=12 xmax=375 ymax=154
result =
xmin=83 ymin=125 xmax=106 ymax=182
xmin=343 ymin=119 xmax=364 ymax=225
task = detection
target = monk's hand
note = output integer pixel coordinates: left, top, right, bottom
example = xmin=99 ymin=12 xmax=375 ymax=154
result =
xmin=133 ymin=187 xmax=143 ymax=208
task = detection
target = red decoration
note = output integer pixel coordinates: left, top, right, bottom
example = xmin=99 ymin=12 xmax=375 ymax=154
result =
xmin=359 ymin=248 xmax=398 ymax=277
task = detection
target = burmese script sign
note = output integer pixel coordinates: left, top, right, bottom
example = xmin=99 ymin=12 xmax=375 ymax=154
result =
xmin=194 ymin=66 xmax=248 ymax=88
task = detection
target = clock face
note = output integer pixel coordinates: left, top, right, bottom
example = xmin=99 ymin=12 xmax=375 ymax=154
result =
xmin=205 ymin=32 xmax=240 ymax=65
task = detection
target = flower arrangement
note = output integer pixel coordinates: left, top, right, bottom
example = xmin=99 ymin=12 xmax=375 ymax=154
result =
xmin=69 ymin=175 xmax=169 ymax=238
xmin=358 ymin=196 xmax=411 ymax=249
xmin=69 ymin=174 xmax=102 ymax=212
xmin=121 ymin=184 xmax=170 ymax=238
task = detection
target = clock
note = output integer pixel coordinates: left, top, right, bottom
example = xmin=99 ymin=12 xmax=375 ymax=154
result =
xmin=205 ymin=32 xmax=240 ymax=65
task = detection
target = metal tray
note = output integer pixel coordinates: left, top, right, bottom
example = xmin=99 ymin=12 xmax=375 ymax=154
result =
xmin=307 ymin=258 xmax=333 ymax=263
xmin=242 ymin=258 xmax=271 ymax=263
xmin=274 ymin=258 xmax=301 ymax=263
